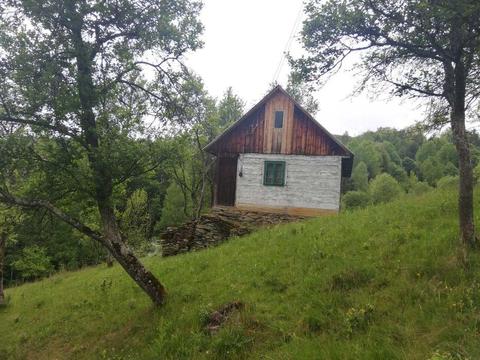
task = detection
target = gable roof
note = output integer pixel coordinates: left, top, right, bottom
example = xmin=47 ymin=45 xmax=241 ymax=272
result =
xmin=204 ymin=85 xmax=353 ymax=158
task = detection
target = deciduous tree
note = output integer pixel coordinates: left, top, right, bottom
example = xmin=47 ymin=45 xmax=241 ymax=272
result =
xmin=218 ymin=87 xmax=245 ymax=128
xmin=286 ymin=72 xmax=320 ymax=115
xmin=0 ymin=227 xmax=5 ymax=306
xmin=295 ymin=0 xmax=480 ymax=250
xmin=352 ymin=161 xmax=369 ymax=191
xmin=0 ymin=0 xmax=203 ymax=305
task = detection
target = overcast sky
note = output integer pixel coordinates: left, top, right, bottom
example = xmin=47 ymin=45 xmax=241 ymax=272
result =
xmin=186 ymin=0 xmax=422 ymax=136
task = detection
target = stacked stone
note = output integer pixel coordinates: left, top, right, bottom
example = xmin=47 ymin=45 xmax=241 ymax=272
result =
xmin=160 ymin=208 xmax=304 ymax=257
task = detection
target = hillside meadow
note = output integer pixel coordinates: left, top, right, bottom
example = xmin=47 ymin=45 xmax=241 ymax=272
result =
xmin=1 ymin=187 xmax=479 ymax=359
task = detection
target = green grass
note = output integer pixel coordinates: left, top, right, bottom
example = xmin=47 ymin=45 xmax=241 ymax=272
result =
xmin=1 ymin=188 xmax=480 ymax=359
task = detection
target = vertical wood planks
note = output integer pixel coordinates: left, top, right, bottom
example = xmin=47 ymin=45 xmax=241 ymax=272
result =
xmin=209 ymin=89 xmax=346 ymax=157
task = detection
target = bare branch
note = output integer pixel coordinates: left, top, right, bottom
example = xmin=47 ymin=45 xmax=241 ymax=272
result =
xmin=384 ymin=78 xmax=444 ymax=97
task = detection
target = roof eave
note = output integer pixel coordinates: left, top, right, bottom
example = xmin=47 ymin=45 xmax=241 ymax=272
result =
xmin=204 ymin=85 xmax=354 ymax=159
xmin=203 ymin=85 xmax=284 ymax=154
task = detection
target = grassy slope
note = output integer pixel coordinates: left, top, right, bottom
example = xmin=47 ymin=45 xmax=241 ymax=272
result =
xmin=1 ymin=188 xmax=480 ymax=360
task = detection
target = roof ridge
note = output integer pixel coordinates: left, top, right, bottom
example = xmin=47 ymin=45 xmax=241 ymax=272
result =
xmin=204 ymin=85 xmax=352 ymax=157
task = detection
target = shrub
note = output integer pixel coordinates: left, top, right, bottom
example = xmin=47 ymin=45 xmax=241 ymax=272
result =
xmin=437 ymin=176 xmax=459 ymax=189
xmin=402 ymin=156 xmax=416 ymax=175
xmin=389 ymin=163 xmax=408 ymax=184
xmin=158 ymin=182 xmax=191 ymax=229
xmin=369 ymin=173 xmax=404 ymax=204
xmin=443 ymin=161 xmax=458 ymax=177
xmin=351 ymin=162 xmax=369 ymax=191
xmin=341 ymin=191 xmax=370 ymax=210
xmin=121 ymin=189 xmax=152 ymax=255
xmin=11 ymin=246 xmax=53 ymax=281
xmin=474 ymin=164 xmax=480 ymax=184
xmin=410 ymin=181 xmax=432 ymax=196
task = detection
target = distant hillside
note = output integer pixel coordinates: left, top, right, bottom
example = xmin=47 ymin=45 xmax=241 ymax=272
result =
xmin=1 ymin=188 xmax=479 ymax=359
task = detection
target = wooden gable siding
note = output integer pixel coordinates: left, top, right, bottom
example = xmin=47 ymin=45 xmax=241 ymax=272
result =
xmin=263 ymin=91 xmax=294 ymax=154
xmin=210 ymin=104 xmax=265 ymax=154
xmin=209 ymin=91 xmax=347 ymax=156
xmin=290 ymin=107 xmax=344 ymax=156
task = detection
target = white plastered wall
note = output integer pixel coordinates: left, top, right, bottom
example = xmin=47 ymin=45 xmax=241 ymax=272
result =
xmin=235 ymin=153 xmax=342 ymax=211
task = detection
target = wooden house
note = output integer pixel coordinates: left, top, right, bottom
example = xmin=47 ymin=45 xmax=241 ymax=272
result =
xmin=204 ymin=85 xmax=354 ymax=216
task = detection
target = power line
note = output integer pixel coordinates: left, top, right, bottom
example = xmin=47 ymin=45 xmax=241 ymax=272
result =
xmin=272 ymin=4 xmax=303 ymax=84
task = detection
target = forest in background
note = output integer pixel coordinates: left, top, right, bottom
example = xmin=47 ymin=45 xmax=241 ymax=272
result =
xmin=3 ymin=76 xmax=479 ymax=286
xmin=0 ymin=0 xmax=478 ymax=308
xmin=339 ymin=127 xmax=480 ymax=209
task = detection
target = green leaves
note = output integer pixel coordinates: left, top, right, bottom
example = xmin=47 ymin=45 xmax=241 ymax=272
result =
xmin=294 ymin=0 xmax=480 ymax=105
xmin=11 ymin=245 xmax=53 ymax=281
xmin=0 ymin=0 xmax=205 ymax=288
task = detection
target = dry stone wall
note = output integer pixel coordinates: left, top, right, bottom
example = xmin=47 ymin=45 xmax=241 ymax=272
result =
xmin=160 ymin=207 xmax=304 ymax=257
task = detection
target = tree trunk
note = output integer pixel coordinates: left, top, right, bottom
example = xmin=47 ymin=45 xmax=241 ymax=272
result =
xmin=0 ymin=231 xmax=6 ymax=306
xmin=67 ymin=4 xmax=166 ymax=305
xmin=99 ymin=206 xmax=166 ymax=305
xmin=106 ymin=254 xmax=114 ymax=267
xmin=448 ymin=58 xmax=476 ymax=251
xmin=451 ymin=109 xmax=476 ymax=249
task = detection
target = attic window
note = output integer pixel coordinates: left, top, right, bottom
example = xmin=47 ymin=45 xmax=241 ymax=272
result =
xmin=263 ymin=161 xmax=286 ymax=186
xmin=274 ymin=111 xmax=284 ymax=128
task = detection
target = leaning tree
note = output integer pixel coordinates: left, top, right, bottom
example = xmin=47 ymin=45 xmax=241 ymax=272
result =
xmin=294 ymin=0 xmax=480 ymax=253
xmin=0 ymin=0 xmax=203 ymax=305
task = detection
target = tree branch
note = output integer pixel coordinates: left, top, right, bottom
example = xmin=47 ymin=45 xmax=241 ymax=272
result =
xmin=384 ymin=78 xmax=444 ymax=97
xmin=0 ymin=115 xmax=79 ymax=138
xmin=0 ymin=190 xmax=103 ymax=243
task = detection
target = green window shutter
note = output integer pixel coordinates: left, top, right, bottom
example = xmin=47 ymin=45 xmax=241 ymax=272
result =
xmin=264 ymin=162 xmax=275 ymax=185
xmin=263 ymin=161 xmax=286 ymax=186
xmin=275 ymin=162 xmax=285 ymax=185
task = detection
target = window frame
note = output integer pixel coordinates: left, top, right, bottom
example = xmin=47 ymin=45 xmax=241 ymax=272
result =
xmin=263 ymin=160 xmax=286 ymax=187
xmin=274 ymin=111 xmax=284 ymax=128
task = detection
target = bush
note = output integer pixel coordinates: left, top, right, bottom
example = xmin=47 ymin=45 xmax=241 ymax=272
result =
xmin=351 ymin=162 xmax=369 ymax=192
xmin=389 ymin=163 xmax=409 ymax=184
xmin=409 ymin=181 xmax=432 ymax=196
xmin=120 ymin=189 xmax=152 ymax=255
xmin=474 ymin=164 xmax=480 ymax=184
xmin=341 ymin=191 xmax=370 ymax=210
xmin=369 ymin=173 xmax=404 ymax=204
xmin=11 ymin=246 xmax=53 ymax=281
xmin=402 ymin=156 xmax=416 ymax=175
xmin=437 ymin=176 xmax=459 ymax=189
xmin=158 ymin=182 xmax=191 ymax=229
xmin=418 ymin=158 xmax=444 ymax=186
xmin=443 ymin=162 xmax=458 ymax=177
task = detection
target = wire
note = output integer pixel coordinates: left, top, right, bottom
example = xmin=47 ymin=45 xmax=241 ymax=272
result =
xmin=272 ymin=4 xmax=303 ymax=84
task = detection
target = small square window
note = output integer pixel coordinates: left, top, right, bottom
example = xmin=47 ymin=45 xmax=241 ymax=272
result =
xmin=274 ymin=111 xmax=284 ymax=128
xmin=263 ymin=161 xmax=286 ymax=186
